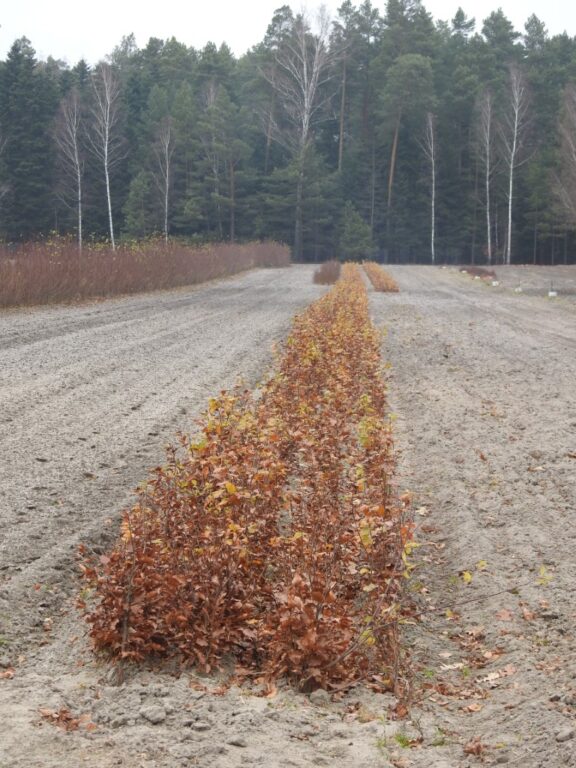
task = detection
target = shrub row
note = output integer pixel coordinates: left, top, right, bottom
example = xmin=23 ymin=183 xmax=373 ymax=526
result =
xmin=0 ymin=239 xmax=290 ymax=308
xmin=363 ymin=261 xmax=400 ymax=293
xmin=80 ymin=264 xmax=406 ymax=692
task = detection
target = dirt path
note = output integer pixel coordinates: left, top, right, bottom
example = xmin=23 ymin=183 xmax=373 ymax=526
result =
xmin=376 ymin=266 xmax=576 ymax=767
xmin=1 ymin=265 xmax=575 ymax=767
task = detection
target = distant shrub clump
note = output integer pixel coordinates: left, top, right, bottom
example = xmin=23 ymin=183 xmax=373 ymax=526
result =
xmin=313 ymin=260 xmax=341 ymax=285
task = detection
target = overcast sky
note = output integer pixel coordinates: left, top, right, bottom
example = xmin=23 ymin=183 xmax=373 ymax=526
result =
xmin=0 ymin=0 xmax=574 ymax=65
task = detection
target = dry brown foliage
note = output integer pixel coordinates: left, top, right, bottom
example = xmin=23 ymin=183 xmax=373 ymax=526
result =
xmin=459 ymin=266 xmax=497 ymax=280
xmin=313 ymin=260 xmax=341 ymax=285
xmin=363 ymin=262 xmax=400 ymax=293
xmin=80 ymin=264 xmax=406 ymax=692
xmin=0 ymin=238 xmax=290 ymax=308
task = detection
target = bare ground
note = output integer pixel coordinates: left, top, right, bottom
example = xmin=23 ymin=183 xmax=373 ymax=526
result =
xmin=1 ymin=264 xmax=575 ymax=767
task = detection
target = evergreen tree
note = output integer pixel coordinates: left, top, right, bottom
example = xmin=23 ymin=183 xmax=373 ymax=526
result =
xmin=0 ymin=38 xmax=57 ymax=238
xmin=339 ymin=201 xmax=373 ymax=259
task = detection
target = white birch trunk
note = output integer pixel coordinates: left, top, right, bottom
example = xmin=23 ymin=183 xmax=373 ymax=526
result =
xmin=477 ymin=90 xmax=495 ymax=265
xmin=88 ymin=64 xmax=124 ymax=251
xmin=501 ymin=67 xmax=529 ymax=266
xmin=153 ymin=118 xmax=175 ymax=244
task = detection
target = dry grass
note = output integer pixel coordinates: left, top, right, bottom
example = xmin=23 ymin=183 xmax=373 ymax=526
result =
xmin=0 ymin=239 xmax=290 ymax=308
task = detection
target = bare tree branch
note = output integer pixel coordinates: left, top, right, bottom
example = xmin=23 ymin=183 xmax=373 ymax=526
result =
xmin=54 ymin=88 xmax=84 ymax=251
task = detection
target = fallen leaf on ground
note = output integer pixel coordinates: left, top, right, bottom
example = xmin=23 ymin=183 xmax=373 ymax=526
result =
xmin=495 ymin=608 xmax=514 ymax=622
xmin=464 ymin=736 xmax=486 ymax=756
xmin=38 ymin=707 xmax=81 ymax=731
xmin=480 ymin=665 xmax=517 ymax=685
xmin=462 ymin=702 xmax=483 ymax=713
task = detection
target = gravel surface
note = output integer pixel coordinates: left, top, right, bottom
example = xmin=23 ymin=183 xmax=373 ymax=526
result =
xmin=1 ymin=264 xmax=575 ymax=768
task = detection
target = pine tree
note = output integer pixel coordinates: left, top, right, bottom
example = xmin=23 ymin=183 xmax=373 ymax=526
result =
xmin=0 ymin=38 xmax=57 ymax=239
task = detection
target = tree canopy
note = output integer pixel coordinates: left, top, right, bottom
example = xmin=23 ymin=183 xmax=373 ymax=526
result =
xmin=1 ymin=4 xmax=576 ymax=264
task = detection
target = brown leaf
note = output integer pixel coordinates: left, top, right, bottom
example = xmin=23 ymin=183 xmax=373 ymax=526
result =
xmin=464 ymin=736 xmax=486 ymax=756
xmin=495 ymin=608 xmax=514 ymax=622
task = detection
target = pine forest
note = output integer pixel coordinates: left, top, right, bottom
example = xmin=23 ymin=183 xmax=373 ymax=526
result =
xmin=2 ymin=1 xmax=576 ymax=265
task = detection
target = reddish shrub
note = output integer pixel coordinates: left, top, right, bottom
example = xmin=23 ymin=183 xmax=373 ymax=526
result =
xmin=80 ymin=264 xmax=406 ymax=693
xmin=0 ymin=238 xmax=290 ymax=308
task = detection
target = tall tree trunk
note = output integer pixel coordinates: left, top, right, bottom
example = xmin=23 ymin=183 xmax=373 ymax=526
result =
xmin=485 ymin=135 xmax=492 ymax=265
xmin=104 ymin=140 xmax=115 ymax=251
xmin=502 ymin=66 xmax=528 ymax=266
xmin=294 ymin=154 xmax=305 ymax=261
xmin=369 ymin=142 xmax=376 ymax=237
xmin=471 ymin=157 xmax=479 ymax=264
xmin=77 ymin=159 xmax=82 ymax=257
xmin=385 ymin=110 xmax=402 ymax=261
xmin=424 ymin=113 xmax=436 ymax=264
xmin=264 ymin=91 xmax=276 ymax=176
xmin=229 ymin=159 xmax=236 ymax=242
xmin=338 ymin=56 xmax=347 ymax=172
xmin=505 ymin=146 xmax=515 ymax=265
xmin=164 ymin=165 xmax=169 ymax=245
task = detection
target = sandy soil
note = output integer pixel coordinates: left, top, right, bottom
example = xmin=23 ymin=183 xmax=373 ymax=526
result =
xmin=1 ymin=264 xmax=575 ymax=767
xmin=379 ymin=266 xmax=576 ymax=767
xmin=458 ymin=264 xmax=576 ymax=305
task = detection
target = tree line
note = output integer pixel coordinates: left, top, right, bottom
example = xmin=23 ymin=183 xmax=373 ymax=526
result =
xmin=2 ymin=1 xmax=576 ymax=264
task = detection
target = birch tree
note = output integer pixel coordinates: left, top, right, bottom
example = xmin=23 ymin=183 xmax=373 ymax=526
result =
xmin=262 ymin=8 xmax=334 ymax=260
xmin=420 ymin=111 xmax=437 ymax=263
xmin=55 ymin=88 xmax=84 ymax=251
xmin=500 ymin=66 xmax=529 ymax=265
xmin=152 ymin=116 xmax=175 ymax=243
xmin=477 ymin=89 xmax=496 ymax=264
xmin=555 ymin=84 xmax=576 ymax=225
xmin=88 ymin=63 xmax=124 ymax=250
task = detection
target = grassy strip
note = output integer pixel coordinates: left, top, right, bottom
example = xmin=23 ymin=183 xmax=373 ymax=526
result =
xmin=80 ymin=264 xmax=406 ymax=692
xmin=363 ymin=261 xmax=400 ymax=293
xmin=0 ymin=239 xmax=290 ymax=308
